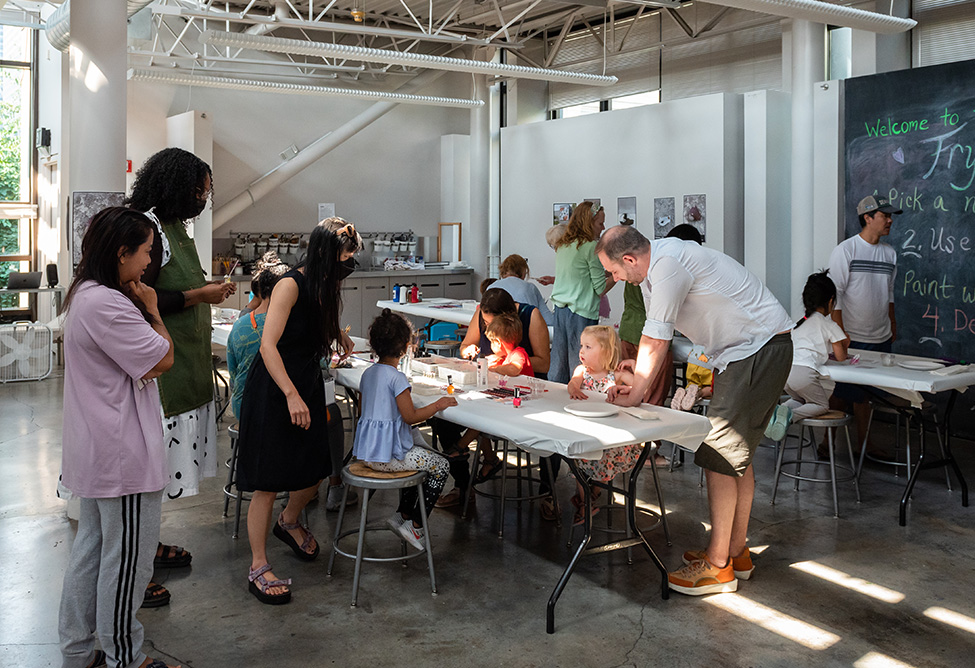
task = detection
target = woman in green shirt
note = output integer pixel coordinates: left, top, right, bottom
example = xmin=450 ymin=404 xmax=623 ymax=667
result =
xmin=549 ymin=202 xmax=614 ymax=383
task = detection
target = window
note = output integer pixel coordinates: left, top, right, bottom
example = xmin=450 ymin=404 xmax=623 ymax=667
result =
xmin=1 ymin=24 xmax=35 ymax=312
xmin=828 ymin=27 xmax=852 ymax=81
xmin=557 ymin=101 xmax=602 ymax=118
xmin=611 ymin=90 xmax=660 ymax=110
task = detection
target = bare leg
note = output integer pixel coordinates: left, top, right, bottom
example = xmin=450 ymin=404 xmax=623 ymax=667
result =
xmin=246 ymin=490 xmax=287 ymax=596
xmin=280 ymin=483 xmax=321 ymax=551
xmin=705 ymin=466 xmax=754 ymax=567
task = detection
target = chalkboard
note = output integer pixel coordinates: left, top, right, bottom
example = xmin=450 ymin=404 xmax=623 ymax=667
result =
xmin=845 ymin=59 xmax=975 ymax=362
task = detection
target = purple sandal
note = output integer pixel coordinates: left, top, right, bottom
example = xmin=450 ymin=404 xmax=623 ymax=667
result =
xmin=272 ymin=516 xmax=320 ymax=561
xmin=248 ymin=564 xmax=292 ymax=605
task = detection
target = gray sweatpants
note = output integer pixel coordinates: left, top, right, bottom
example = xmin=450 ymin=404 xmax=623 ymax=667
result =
xmin=784 ymin=364 xmax=835 ymax=421
xmin=59 ymin=491 xmax=162 ymax=668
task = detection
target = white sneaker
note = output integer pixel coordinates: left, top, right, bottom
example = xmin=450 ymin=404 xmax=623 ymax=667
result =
xmin=325 ymin=484 xmax=358 ymax=511
xmin=396 ymin=519 xmax=426 ymax=551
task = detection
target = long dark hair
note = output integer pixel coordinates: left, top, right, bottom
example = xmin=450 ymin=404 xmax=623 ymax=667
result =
xmin=796 ymin=270 xmax=837 ymax=328
xmin=124 ymin=147 xmax=212 ymax=222
xmin=62 ymin=207 xmax=157 ymax=323
xmin=299 ymin=217 xmax=362 ymax=356
xmin=478 ymin=287 xmax=517 ymax=333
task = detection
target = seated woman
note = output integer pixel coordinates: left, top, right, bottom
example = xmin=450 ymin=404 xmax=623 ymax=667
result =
xmin=490 ymin=254 xmax=554 ymax=325
xmin=432 ymin=288 xmax=551 ymax=509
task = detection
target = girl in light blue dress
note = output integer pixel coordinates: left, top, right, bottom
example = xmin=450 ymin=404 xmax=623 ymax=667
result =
xmin=353 ymin=309 xmax=454 ymax=550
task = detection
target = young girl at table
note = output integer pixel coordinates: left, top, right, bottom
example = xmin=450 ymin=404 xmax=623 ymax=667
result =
xmin=566 ymin=326 xmax=643 ymax=525
xmin=354 ymin=309 xmax=456 ymax=550
xmin=783 ymin=270 xmax=848 ymax=422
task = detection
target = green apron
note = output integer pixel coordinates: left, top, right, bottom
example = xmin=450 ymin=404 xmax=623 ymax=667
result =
xmin=155 ymin=219 xmax=213 ymax=417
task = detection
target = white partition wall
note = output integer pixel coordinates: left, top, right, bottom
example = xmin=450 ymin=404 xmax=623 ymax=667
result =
xmin=499 ymin=93 xmax=746 ymax=318
xmin=168 ymin=110 xmax=214 ymax=278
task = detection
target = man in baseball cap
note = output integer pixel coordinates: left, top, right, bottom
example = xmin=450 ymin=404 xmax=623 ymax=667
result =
xmin=826 ymin=193 xmax=902 ymax=454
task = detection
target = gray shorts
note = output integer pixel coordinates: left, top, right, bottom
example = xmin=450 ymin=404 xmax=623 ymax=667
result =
xmin=694 ymin=333 xmax=793 ymax=477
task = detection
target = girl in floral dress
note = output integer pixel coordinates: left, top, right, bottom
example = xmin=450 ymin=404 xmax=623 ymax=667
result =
xmin=566 ymin=326 xmax=643 ymax=524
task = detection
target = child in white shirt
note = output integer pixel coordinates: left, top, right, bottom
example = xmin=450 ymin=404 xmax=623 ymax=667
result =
xmin=784 ymin=271 xmax=849 ymax=421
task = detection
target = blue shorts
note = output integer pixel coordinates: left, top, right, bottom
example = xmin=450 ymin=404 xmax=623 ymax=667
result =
xmin=833 ymin=338 xmax=892 ymax=404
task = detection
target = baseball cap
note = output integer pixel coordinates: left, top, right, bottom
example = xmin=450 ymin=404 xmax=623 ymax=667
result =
xmin=856 ymin=195 xmax=903 ymax=216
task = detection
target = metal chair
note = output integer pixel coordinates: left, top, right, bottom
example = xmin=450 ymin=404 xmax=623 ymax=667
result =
xmin=771 ymin=410 xmax=861 ymax=517
xmin=858 ymin=399 xmax=951 ymax=490
xmin=326 ymin=462 xmax=437 ymax=607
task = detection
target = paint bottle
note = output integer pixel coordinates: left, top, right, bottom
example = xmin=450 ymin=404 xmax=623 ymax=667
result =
xmin=410 ymin=284 xmax=418 ymax=303
xmin=392 ymin=284 xmax=400 ymax=302
xmin=512 ymin=387 xmax=522 ymax=408
xmin=446 ymin=375 xmax=454 ymax=395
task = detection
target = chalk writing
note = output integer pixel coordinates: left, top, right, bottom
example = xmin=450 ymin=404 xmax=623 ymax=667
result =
xmin=865 ymin=116 xmax=929 ymax=137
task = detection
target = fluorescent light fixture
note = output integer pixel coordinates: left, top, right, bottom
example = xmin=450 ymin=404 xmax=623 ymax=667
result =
xmin=201 ymin=29 xmax=618 ymax=86
xmin=127 ymin=68 xmax=484 ymax=108
xmin=700 ymin=0 xmax=916 ymax=34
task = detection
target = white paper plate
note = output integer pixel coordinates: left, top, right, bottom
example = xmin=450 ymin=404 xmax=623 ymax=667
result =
xmin=564 ymin=403 xmax=620 ymax=418
xmin=898 ymin=360 xmax=945 ymax=371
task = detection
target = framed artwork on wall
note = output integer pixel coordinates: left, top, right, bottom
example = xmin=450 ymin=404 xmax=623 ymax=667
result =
xmin=653 ymin=197 xmax=675 ymax=238
xmin=618 ymin=197 xmax=636 ymax=226
xmin=553 ymin=203 xmax=573 ymax=224
xmin=70 ymin=191 xmax=126 ymax=268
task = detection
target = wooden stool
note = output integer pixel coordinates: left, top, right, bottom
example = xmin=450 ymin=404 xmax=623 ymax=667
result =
xmin=326 ymin=462 xmax=437 ymax=607
xmin=771 ymin=410 xmax=861 ymax=517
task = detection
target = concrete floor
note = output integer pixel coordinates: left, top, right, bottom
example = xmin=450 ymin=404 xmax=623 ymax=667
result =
xmin=2 ymin=372 xmax=974 ymax=668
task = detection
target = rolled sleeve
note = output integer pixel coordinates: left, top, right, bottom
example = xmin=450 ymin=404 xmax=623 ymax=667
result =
xmin=587 ymin=244 xmax=608 ymax=295
xmin=641 ymin=256 xmax=692 ymax=340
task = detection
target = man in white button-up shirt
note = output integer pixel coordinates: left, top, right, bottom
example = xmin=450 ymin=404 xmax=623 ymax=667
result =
xmin=596 ymin=225 xmax=793 ymax=596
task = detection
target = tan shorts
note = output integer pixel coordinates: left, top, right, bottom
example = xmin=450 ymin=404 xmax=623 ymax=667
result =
xmin=694 ymin=333 xmax=793 ymax=477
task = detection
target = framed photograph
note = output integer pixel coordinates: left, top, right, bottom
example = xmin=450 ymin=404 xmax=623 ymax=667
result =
xmin=617 ymin=197 xmax=636 ymax=226
xmin=71 ymin=191 xmax=126 ymax=268
xmin=683 ymin=194 xmax=707 ymax=241
xmin=553 ymin=203 xmax=573 ymax=225
xmin=653 ymin=197 xmax=676 ymax=239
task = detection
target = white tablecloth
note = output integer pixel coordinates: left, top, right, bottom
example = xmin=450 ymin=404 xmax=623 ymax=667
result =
xmin=378 ymin=298 xmax=479 ymax=326
xmin=334 ymin=358 xmax=711 ymax=460
xmin=823 ymin=349 xmax=974 ymax=407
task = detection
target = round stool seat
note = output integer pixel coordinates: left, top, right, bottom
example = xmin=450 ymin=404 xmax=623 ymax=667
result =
xmin=228 ymin=424 xmax=239 ymax=437
xmin=798 ymin=410 xmax=852 ymax=428
xmin=343 ymin=461 xmax=427 ymax=489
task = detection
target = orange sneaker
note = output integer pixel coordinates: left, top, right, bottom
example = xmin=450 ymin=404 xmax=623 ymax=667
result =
xmin=682 ymin=546 xmax=754 ymax=580
xmin=668 ymin=556 xmax=737 ymax=595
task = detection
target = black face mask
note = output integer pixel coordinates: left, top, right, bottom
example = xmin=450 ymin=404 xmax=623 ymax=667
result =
xmin=336 ymin=258 xmax=356 ymax=281
xmin=190 ymin=199 xmax=207 ymax=218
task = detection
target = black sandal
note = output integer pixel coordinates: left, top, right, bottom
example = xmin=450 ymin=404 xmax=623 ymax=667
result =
xmin=141 ymin=582 xmax=171 ymax=609
xmin=154 ymin=543 xmax=192 ymax=569
xmin=272 ymin=516 xmax=319 ymax=561
xmin=85 ymin=649 xmax=106 ymax=668
xmin=248 ymin=564 xmax=292 ymax=605
xmin=475 ymin=457 xmax=503 ymax=483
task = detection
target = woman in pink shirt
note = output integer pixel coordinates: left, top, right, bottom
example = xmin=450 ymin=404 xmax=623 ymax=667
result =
xmin=58 ymin=207 xmax=180 ymax=668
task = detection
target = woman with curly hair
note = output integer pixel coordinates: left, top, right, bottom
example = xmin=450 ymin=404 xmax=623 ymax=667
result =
xmin=125 ymin=148 xmax=235 ymax=607
xmin=549 ymin=201 xmax=614 ymax=384
xmin=235 ymin=218 xmax=361 ymax=604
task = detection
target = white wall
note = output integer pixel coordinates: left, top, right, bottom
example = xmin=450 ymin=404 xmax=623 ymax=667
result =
xmin=135 ymin=74 xmax=472 ymax=243
xmin=499 ymin=93 xmax=745 ymax=318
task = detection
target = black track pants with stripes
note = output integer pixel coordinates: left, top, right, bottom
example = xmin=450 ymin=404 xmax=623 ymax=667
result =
xmin=59 ymin=491 xmax=162 ymax=668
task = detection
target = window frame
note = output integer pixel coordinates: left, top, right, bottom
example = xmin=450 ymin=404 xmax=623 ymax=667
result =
xmin=0 ymin=26 xmax=38 ymax=316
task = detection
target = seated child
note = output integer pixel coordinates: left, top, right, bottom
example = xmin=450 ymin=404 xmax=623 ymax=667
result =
xmin=671 ymin=362 xmax=713 ymax=411
xmin=462 ymin=312 xmax=534 ymax=483
xmin=566 ymin=326 xmax=643 ymax=525
xmin=784 ymin=270 xmax=848 ymax=422
xmin=353 ymin=309 xmax=456 ymax=550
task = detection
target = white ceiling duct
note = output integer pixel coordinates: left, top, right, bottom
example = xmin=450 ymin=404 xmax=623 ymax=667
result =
xmin=699 ymin=0 xmax=915 ymax=34
xmin=200 ymin=29 xmax=619 ymax=86
xmin=46 ymin=0 xmax=155 ymax=52
xmin=127 ymin=68 xmax=485 ymax=108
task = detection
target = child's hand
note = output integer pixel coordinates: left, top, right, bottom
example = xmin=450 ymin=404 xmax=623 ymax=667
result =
xmin=461 ymin=344 xmax=479 ymax=360
xmin=436 ymin=397 xmax=458 ymax=411
xmin=568 ymin=386 xmax=588 ymax=401
xmin=617 ymin=359 xmax=636 ymax=373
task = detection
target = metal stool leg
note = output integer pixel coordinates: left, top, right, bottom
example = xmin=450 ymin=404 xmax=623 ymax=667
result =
xmin=845 ymin=425 xmax=861 ymax=503
xmin=223 ymin=434 xmax=237 ymax=517
xmin=416 ymin=489 xmax=437 ymax=596
xmin=327 ymin=483 xmax=351 ymax=577
xmin=857 ymin=407 xmax=875 ymax=479
xmin=350 ymin=488 xmax=371 ymax=607
xmin=771 ymin=424 xmax=788 ymax=505
xmin=461 ymin=436 xmax=483 ymax=520
xmin=827 ymin=427 xmax=839 ymax=517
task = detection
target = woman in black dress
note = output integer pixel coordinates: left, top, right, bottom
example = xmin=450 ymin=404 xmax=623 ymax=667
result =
xmin=236 ymin=218 xmax=361 ymax=604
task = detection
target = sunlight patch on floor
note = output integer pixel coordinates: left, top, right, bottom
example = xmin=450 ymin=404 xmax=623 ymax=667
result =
xmin=790 ymin=561 xmax=905 ymax=603
xmin=704 ymin=593 xmax=841 ymax=649
xmin=853 ymin=651 xmax=916 ymax=668
xmin=924 ymin=607 xmax=975 ymax=634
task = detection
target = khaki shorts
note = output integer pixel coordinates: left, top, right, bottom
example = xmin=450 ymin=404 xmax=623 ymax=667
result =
xmin=694 ymin=333 xmax=793 ymax=477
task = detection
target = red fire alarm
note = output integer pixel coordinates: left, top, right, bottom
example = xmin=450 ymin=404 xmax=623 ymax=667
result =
xmin=126 ymin=159 xmax=132 ymax=173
